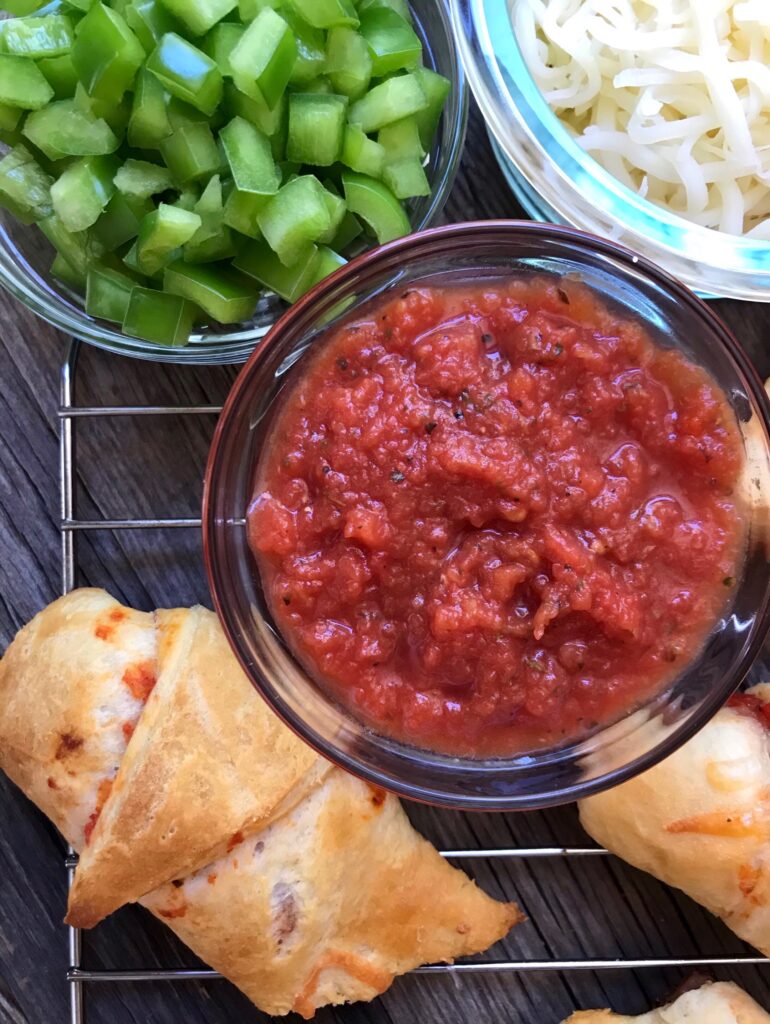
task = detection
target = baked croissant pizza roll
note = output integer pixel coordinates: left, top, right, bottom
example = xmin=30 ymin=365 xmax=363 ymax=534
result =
xmin=579 ymin=684 xmax=770 ymax=956
xmin=0 ymin=589 xmax=520 ymax=1018
xmin=563 ymin=980 xmax=770 ymax=1023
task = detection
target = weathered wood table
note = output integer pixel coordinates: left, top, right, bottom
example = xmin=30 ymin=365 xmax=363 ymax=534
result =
xmin=1 ymin=103 xmax=769 ymax=1024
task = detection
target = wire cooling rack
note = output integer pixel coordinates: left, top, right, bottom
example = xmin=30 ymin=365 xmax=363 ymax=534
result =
xmin=57 ymin=338 xmax=769 ymax=1024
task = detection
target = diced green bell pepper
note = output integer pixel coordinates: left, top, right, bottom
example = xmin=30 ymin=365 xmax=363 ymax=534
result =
xmin=0 ymin=54 xmax=54 ymax=109
xmin=235 ymin=238 xmax=344 ymax=301
xmin=40 ymin=212 xmax=104 ymax=276
xmin=93 ymin=190 xmax=149 ymax=247
xmin=128 ymin=67 xmax=171 ymax=149
xmin=72 ymin=4 xmax=145 ymax=102
xmin=136 ymin=201 xmax=201 ymax=275
xmin=123 ymin=285 xmax=197 ymax=345
xmin=23 ymin=99 xmax=119 ymax=160
xmin=382 ymin=156 xmax=429 ymax=199
xmin=330 ymin=208 xmax=362 ymax=251
xmin=223 ymin=83 xmax=287 ymax=157
xmin=231 ymin=8 xmax=296 ymax=109
xmin=74 ymin=82 xmax=131 ymax=134
xmin=0 ymin=145 xmax=54 ymax=223
xmin=256 ymin=174 xmax=331 ymax=266
xmin=202 ymin=21 xmax=244 ymax=76
xmin=146 ymin=33 xmax=223 ymax=116
xmin=114 ymin=157 xmax=174 ymax=198
xmin=163 ymin=259 xmax=259 ymax=322
xmin=161 ymin=122 xmax=220 ymax=184
xmin=358 ymin=0 xmax=411 ymax=20
xmin=358 ymin=7 xmax=420 ymax=77
xmin=317 ymin=185 xmax=346 ymax=243
xmin=0 ymin=14 xmax=74 ymax=58
xmin=184 ymin=225 xmax=237 ymax=262
xmin=286 ymin=93 xmax=346 ymax=166
xmin=167 ymin=95 xmax=210 ymax=129
xmin=237 ymin=0 xmax=280 ymax=18
xmin=348 ymin=72 xmax=427 ymax=132
xmin=51 ymin=252 xmax=86 ymax=291
xmin=51 ymin=153 xmax=117 ymax=231
xmin=3 ymin=0 xmax=50 ymax=13
xmin=412 ymin=67 xmax=450 ymax=148
xmin=174 ymin=186 xmax=200 ymax=211
xmin=377 ymin=115 xmax=425 ymax=161
xmin=38 ymin=53 xmax=79 ymax=97
xmin=220 ymin=115 xmax=279 ymax=237
xmin=281 ymin=9 xmax=324 ymax=86
xmin=341 ymin=169 xmax=409 ymax=243
xmin=189 ymin=172 xmax=222 ymax=238
xmin=0 ymin=104 xmax=22 ymax=133
xmin=324 ymin=26 xmax=371 ymax=100
xmin=286 ymin=0 xmax=357 ymax=29
xmin=341 ymin=124 xmax=385 ymax=177
xmin=157 ymin=0 xmax=237 ymax=37
xmin=86 ymin=261 xmax=138 ymax=321
xmin=125 ymin=0 xmax=180 ymax=52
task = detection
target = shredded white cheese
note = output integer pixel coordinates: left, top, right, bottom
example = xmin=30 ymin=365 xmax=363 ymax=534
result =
xmin=511 ymin=0 xmax=770 ymax=237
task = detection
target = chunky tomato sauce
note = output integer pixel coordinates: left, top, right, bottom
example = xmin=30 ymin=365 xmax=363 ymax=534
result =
xmin=248 ymin=280 xmax=744 ymax=756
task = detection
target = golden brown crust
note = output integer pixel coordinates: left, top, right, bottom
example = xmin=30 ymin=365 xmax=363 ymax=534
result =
xmin=0 ymin=589 xmax=155 ymax=850
xmin=141 ymin=769 xmax=521 ymax=1018
xmin=67 ymin=605 xmax=328 ymax=927
xmin=578 ymin=686 xmax=770 ymax=957
xmin=562 ymin=981 xmax=770 ymax=1022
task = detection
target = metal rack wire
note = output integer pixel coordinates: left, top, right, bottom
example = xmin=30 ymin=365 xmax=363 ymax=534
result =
xmin=58 ymin=338 xmax=769 ymax=1024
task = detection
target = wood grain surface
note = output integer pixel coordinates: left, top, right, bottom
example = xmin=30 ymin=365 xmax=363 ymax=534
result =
xmin=1 ymin=102 xmax=770 ymax=1024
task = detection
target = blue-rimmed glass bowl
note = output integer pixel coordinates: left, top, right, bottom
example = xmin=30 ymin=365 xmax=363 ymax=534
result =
xmin=450 ymin=0 xmax=770 ymax=302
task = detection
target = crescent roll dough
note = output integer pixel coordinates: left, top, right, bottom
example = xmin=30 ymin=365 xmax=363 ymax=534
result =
xmin=0 ymin=590 xmax=520 ymax=1018
xmin=563 ymin=981 xmax=770 ymax=1023
xmin=579 ymin=685 xmax=770 ymax=956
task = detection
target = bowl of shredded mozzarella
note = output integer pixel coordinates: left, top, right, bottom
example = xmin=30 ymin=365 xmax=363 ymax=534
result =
xmin=450 ymin=0 xmax=770 ymax=300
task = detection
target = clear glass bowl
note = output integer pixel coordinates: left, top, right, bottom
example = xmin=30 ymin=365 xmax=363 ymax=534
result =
xmin=0 ymin=0 xmax=468 ymax=365
xmin=203 ymin=221 xmax=770 ymax=810
xmin=450 ymin=0 xmax=770 ymax=303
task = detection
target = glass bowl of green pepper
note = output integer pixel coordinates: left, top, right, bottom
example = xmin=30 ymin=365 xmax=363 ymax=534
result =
xmin=0 ymin=0 xmax=467 ymax=364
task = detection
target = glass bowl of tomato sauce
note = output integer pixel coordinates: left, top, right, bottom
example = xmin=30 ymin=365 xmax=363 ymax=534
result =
xmin=203 ymin=221 xmax=770 ymax=810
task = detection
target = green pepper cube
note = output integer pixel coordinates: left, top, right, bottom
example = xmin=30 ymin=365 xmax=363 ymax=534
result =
xmin=128 ymin=67 xmax=172 ymax=149
xmin=223 ymin=83 xmax=287 ymax=158
xmin=282 ymin=9 xmax=325 ymax=86
xmin=412 ymin=67 xmax=450 ymax=148
xmin=125 ymin=0 xmax=180 ymax=52
xmin=3 ymin=0 xmax=50 ymax=13
xmin=158 ymin=0 xmax=237 ymax=37
xmin=358 ymin=0 xmax=412 ymax=20
xmin=51 ymin=154 xmax=117 ymax=231
xmin=190 ymin=173 xmax=222 ymax=238
xmin=202 ymin=21 xmax=244 ymax=77
xmin=51 ymin=252 xmax=87 ymax=292
xmin=72 ymin=4 xmax=145 ymax=102
xmin=86 ymin=262 xmax=139 ymax=321
xmin=0 ymin=104 xmax=22 ymax=133
xmin=123 ymin=286 xmax=197 ymax=346
xmin=93 ymin=191 xmax=148 ymax=248
xmin=163 ymin=259 xmax=259 ymax=322
xmin=256 ymin=174 xmax=332 ymax=266
xmin=67 ymin=0 xmax=100 ymax=12
xmin=325 ymin=26 xmax=371 ymax=100
xmin=161 ymin=123 xmax=220 ymax=185
xmin=23 ymin=99 xmax=119 ymax=160
xmin=184 ymin=226 xmax=237 ymax=263
xmin=115 ymin=158 xmax=174 ymax=198
xmin=74 ymin=82 xmax=132 ymax=135
xmin=348 ymin=72 xmax=427 ymax=132
xmin=0 ymin=14 xmax=75 ymax=59
xmin=341 ymin=169 xmax=409 ymax=243
xmin=377 ymin=116 xmax=425 ymax=161
xmin=40 ymin=213 xmax=104 ymax=277
xmin=382 ymin=155 xmax=429 ymax=199
xmin=286 ymin=0 xmax=357 ymax=29
xmin=235 ymin=239 xmax=344 ymax=302
xmin=0 ymin=54 xmax=54 ymax=110
xmin=238 ymin=0 xmax=280 ymax=18
xmin=39 ymin=54 xmax=80 ymax=98
xmin=0 ymin=145 xmax=54 ymax=224
xmin=358 ymin=7 xmax=421 ymax=77
xmin=136 ymin=202 xmax=202 ymax=276
xmin=220 ymin=115 xmax=279 ymax=237
xmin=146 ymin=33 xmax=223 ymax=116
xmin=330 ymin=208 xmax=362 ymax=251
xmin=231 ymin=8 xmax=296 ymax=110
xmin=286 ymin=93 xmax=346 ymax=167
xmin=317 ymin=186 xmax=346 ymax=244
xmin=341 ymin=123 xmax=385 ymax=178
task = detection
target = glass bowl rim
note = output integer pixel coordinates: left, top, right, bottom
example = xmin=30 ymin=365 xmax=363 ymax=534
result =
xmin=0 ymin=0 xmax=469 ymax=366
xmin=449 ymin=0 xmax=770 ymax=285
xmin=203 ymin=218 xmax=770 ymax=810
